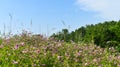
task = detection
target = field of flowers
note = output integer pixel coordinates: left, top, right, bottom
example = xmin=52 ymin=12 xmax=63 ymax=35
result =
xmin=0 ymin=32 xmax=120 ymax=67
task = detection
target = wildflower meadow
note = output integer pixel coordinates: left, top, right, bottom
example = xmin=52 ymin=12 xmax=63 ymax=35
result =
xmin=0 ymin=31 xmax=120 ymax=67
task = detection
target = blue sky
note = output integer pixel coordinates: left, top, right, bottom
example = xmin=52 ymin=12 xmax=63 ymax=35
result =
xmin=0 ymin=0 xmax=120 ymax=36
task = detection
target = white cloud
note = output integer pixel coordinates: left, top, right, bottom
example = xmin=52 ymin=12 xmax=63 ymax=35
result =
xmin=76 ymin=0 xmax=120 ymax=20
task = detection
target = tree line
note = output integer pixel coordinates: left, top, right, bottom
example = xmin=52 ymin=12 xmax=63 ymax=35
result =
xmin=51 ymin=20 xmax=120 ymax=51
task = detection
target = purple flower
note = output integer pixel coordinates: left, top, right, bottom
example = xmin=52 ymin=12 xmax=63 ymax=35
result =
xmin=34 ymin=49 xmax=40 ymax=54
xmin=14 ymin=44 xmax=19 ymax=49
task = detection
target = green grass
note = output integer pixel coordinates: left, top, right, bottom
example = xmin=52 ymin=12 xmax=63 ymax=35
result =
xmin=0 ymin=32 xmax=120 ymax=67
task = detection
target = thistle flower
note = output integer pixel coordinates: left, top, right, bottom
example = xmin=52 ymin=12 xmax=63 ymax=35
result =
xmin=14 ymin=44 xmax=19 ymax=49
xmin=34 ymin=49 xmax=40 ymax=54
